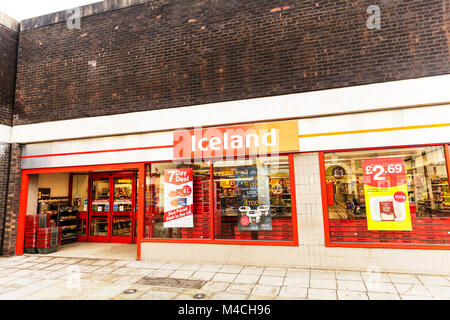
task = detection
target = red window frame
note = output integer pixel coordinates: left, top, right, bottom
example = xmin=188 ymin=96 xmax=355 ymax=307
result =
xmin=141 ymin=153 xmax=299 ymax=247
xmin=319 ymin=143 xmax=450 ymax=250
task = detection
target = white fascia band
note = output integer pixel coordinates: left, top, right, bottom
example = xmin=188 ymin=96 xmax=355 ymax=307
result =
xmin=0 ymin=124 xmax=12 ymax=144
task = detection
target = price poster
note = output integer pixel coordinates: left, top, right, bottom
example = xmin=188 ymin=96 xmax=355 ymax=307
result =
xmin=163 ymin=168 xmax=193 ymax=228
xmin=235 ymin=166 xmax=272 ymax=231
xmin=362 ymin=157 xmax=412 ymax=231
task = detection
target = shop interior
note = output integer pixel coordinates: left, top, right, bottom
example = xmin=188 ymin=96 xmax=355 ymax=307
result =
xmin=324 ymin=146 xmax=450 ymax=245
xmin=24 ymin=170 xmax=139 ymax=255
xmin=324 ymin=146 xmax=450 ymax=220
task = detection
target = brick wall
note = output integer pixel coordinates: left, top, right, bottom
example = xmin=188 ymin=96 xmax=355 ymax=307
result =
xmin=0 ymin=143 xmax=11 ymax=256
xmin=0 ymin=16 xmax=18 ymax=256
xmin=14 ymin=0 xmax=450 ymax=125
xmin=0 ymin=24 xmax=18 ymax=126
xmin=1 ymin=144 xmax=21 ymax=256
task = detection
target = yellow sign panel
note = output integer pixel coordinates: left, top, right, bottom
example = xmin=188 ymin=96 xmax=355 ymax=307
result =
xmin=362 ymin=157 xmax=412 ymax=231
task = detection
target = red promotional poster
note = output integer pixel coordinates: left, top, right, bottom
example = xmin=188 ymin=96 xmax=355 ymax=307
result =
xmin=163 ymin=168 xmax=194 ymax=228
xmin=362 ymin=157 xmax=407 ymax=188
xmin=362 ymin=157 xmax=412 ymax=231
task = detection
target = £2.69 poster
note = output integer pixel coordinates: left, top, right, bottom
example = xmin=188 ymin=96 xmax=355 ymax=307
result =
xmin=362 ymin=157 xmax=412 ymax=231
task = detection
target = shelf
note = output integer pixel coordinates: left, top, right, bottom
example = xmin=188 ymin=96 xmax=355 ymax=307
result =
xmin=62 ymin=236 xmax=77 ymax=239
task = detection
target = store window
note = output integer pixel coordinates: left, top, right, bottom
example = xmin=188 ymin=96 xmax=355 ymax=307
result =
xmin=145 ymin=162 xmax=211 ymax=239
xmin=324 ymin=146 xmax=450 ymax=245
xmin=213 ymin=156 xmax=293 ymax=241
xmin=144 ymin=155 xmax=295 ymax=243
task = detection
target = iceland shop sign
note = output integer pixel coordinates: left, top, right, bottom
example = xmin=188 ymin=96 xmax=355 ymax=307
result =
xmin=173 ymin=120 xmax=300 ymax=160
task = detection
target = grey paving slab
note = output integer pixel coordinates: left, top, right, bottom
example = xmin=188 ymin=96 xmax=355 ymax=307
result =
xmin=365 ymin=281 xmax=398 ymax=294
xmin=160 ymin=262 xmax=184 ymax=270
xmin=401 ymin=295 xmax=434 ymax=300
xmin=234 ymin=274 xmax=260 ymax=284
xmin=169 ymin=270 xmax=195 ymax=279
xmin=227 ymin=283 xmax=255 ymax=294
xmin=178 ymin=263 xmax=201 ymax=271
xmin=189 ymin=271 xmax=215 ymax=281
xmin=201 ymin=281 xmax=230 ymax=292
xmin=283 ymin=276 xmax=309 ymax=287
xmin=209 ymin=272 xmax=236 ymax=283
xmin=0 ymin=255 xmax=447 ymax=300
xmin=337 ymin=290 xmax=369 ymax=300
xmin=310 ymin=270 xmax=336 ymax=280
xmin=252 ymin=285 xmax=280 ymax=296
xmin=423 ymin=285 xmax=450 ymax=299
xmin=367 ymin=292 xmax=401 ymax=300
xmin=388 ymin=273 xmax=421 ymax=284
xmin=278 ymin=286 xmax=308 ymax=299
xmin=393 ymin=284 xmax=432 ymax=297
xmin=337 ymin=280 xmax=366 ymax=292
xmin=219 ymin=265 xmax=243 ymax=274
xmin=137 ymin=288 xmax=181 ymax=300
xmin=258 ymin=275 xmax=284 ymax=286
xmin=336 ymin=271 xmax=363 ymax=281
xmin=307 ymin=288 xmax=337 ymax=300
xmin=417 ymin=275 xmax=449 ymax=287
xmin=241 ymin=266 xmax=264 ymax=275
xmin=310 ymin=278 xmax=337 ymax=290
xmin=209 ymin=292 xmax=249 ymax=300
xmin=262 ymin=267 xmax=287 ymax=277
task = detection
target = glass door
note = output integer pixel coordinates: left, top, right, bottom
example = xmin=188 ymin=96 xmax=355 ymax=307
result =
xmin=89 ymin=175 xmax=111 ymax=242
xmin=111 ymin=175 xmax=135 ymax=243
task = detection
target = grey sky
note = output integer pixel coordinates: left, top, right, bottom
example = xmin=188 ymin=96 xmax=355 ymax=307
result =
xmin=0 ymin=0 xmax=101 ymax=21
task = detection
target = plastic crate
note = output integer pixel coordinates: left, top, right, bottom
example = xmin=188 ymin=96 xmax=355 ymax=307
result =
xmin=37 ymin=246 xmax=58 ymax=254
xmin=24 ymin=247 xmax=38 ymax=254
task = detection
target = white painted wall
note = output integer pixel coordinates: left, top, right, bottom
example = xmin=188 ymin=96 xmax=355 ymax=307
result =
xmin=0 ymin=124 xmax=11 ymax=144
xmin=298 ymin=104 xmax=450 ymax=152
xmin=38 ymin=173 xmax=70 ymax=197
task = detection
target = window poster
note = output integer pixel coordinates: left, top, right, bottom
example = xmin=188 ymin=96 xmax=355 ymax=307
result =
xmin=362 ymin=157 xmax=412 ymax=231
xmin=235 ymin=166 xmax=272 ymax=231
xmin=163 ymin=168 xmax=194 ymax=228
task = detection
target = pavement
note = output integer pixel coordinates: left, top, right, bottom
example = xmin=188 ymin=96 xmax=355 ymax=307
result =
xmin=0 ymin=254 xmax=449 ymax=300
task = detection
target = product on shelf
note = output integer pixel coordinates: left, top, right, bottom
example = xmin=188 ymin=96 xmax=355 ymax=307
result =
xmin=58 ymin=206 xmax=78 ymax=245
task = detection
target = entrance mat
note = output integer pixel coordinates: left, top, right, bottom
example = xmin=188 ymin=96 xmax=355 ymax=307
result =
xmin=137 ymin=277 xmax=206 ymax=289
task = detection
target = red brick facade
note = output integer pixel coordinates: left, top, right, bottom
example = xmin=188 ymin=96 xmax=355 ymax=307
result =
xmin=1 ymin=143 xmax=20 ymax=256
xmin=0 ymin=20 xmax=17 ymax=256
xmin=13 ymin=0 xmax=450 ymax=125
xmin=0 ymin=24 xmax=17 ymax=126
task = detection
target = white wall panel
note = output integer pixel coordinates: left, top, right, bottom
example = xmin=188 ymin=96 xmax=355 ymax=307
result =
xmin=298 ymin=105 xmax=450 ymax=152
xmin=21 ymin=146 xmax=173 ymax=169
xmin=299 ymin=127 xmax=450 ymax=152
xmin=299 ymin=104 xmax=450 ymax=135
xmin=22 ymin=131 xmax=172 ymax=157
xmin=0 ymin=124 xmax=11 ymax=143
